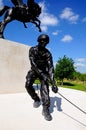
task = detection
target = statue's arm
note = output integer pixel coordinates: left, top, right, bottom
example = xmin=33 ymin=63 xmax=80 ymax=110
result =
xmin=29 ymin=47 xmax=43 ymax=75
xmin=47 ymin=52 xmax=58 ymax=93
xmin=47 ymin=53 xmax=56 ymax=86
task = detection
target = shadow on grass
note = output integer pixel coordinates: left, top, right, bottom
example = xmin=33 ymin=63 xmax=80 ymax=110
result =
xmin=63 ymin=82 xmax=75 ymax=86
xmin=57 ymin=82 xmax=75 ymax=86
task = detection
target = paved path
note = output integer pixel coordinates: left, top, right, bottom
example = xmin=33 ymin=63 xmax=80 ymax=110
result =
xmin=0 ymin=87 xmax=86 ymax=130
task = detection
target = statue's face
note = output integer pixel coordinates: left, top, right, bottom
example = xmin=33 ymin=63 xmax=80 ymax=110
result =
xmin=38 ymin=41 xmax=48 ymax=48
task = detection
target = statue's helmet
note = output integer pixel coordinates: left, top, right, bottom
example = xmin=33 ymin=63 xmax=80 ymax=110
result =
xmin=37 ymin=34 xmax=49 ymax=44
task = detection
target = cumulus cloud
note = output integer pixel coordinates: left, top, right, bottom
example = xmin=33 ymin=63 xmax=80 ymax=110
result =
xmin=0 ymin=0 xmax=3 ymax=8
xmin=40 ymin=14 xmax=58 ymax=26
xmin=52 ymin=30 xmax=60 ymax=36
xmin=41 ymin=25 xmax=48 ymax=32
xmin=74 ymin=58 xmax=86 ymax=73
xmin=39 ymin=2 xmax=59 ymax=32
xmin=75 ymin=63 xmax=86 ymax=67
xmin=60 ymin=7 xmax=79 ymax=24
xmin=61 ymin=35 xmax=73 ymax=42
xmin=76 ymin=58 xmax=86 ymax=62
xmin=82 ymin=17 xmax=86 ymax=22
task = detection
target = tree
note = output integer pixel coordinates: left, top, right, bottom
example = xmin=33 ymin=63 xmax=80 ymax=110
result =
xmin=54 ymin=55 xmax=75 ymax=85
xmin=73 ymin=71 xmax=81 ymax=80
xmin=73 ymin=71 xmax=86 ymax=82
xmin=79 ymin=73 xmax=86 ymax=82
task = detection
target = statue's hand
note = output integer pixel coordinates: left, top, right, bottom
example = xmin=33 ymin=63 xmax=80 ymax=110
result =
xmin=52 ymin=86 xmax=58 ymax=93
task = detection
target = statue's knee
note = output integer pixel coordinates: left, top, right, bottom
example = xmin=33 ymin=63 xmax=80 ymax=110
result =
xmin=25 ymin=77 xmax=34 ymax=87
xmin=25 ymin=80 xmax=30 ymax=89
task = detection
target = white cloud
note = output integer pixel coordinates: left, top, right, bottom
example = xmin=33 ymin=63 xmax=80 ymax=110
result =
xmin=52 ymin=30 xmax=60 ymax=36
xmin=82 ymin=17 xmax=86 ymax=22
xmin=74 ymin=58 xmax=86 ymax=73
xmin=60 ymin=7 xmax=79 ymax=24
xmin=75 ymin=63 xmax=86 ymax=67
xmin=52 ymin=31 xmax=58 ymax=36
xmin=39 ymin=2 xmax=59 ymax=32
xmin=76 ymin=58 xmax=86 ymax=62
xmin=40 ymin=13 xmax=58 ymax=26
xmin=61 ymin=35 xmax=73 ymax=42
xmin=41 ymin=25 xmax=47 ymax=32
xmin=0 ymin=0 xmax=3 ymax=8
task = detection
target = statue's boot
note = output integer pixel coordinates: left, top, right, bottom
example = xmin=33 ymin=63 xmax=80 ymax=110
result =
xmin=42 ymin=106 xmax=52 ymax=121
xmin=33 ymin=100 xmax=41 ymax=108
xmin=0 ymin=33 xmax=4 ymax=39
xmin=33 ymin=97 xmax=40 ymax=108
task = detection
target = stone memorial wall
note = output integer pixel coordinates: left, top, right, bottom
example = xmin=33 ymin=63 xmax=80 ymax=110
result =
xmin=0 ymin=39 xmax=31 ymax=93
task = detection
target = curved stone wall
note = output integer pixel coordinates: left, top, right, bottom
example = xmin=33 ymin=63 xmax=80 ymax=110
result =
xmin=0 ymin=39 xmax=31 ymax=93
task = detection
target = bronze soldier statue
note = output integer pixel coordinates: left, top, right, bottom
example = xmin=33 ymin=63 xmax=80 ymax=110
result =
xmin=25 ymin=34 xmax=58 ymax=121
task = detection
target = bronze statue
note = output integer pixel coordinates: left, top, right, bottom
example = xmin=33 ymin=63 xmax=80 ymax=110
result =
xmin=0 ymin=0 xmax=41 ymax=38
xmin=25 ymin=34 xmax=58 ymax=121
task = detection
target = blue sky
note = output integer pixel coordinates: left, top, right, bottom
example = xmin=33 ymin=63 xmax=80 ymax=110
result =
xmin=0 ymin=0 xmax=86 ymax=73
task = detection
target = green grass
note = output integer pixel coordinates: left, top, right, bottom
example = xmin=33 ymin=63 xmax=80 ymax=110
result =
xmin=57 ymin=80 xmax=86 ymax=92
xmin=34 ymin=79 xmax=86 ymax=92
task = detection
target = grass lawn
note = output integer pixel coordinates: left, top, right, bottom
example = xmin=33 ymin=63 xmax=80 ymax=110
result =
xmin=57 ymin=80 xmax=86 ymax=92
xmin=35 ymin=79 xmax=86 ymax=92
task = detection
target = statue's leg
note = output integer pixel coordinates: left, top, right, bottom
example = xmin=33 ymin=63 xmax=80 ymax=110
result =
xmin=0 ymin=6 xmax=9 ymax=17
xmin=40 ymin=80 xmax=52 ymax=121
xmin=11 ymin=0 xmax=25 ymax=7
xmin=17 ymin=0 xmax=24 ymax=6
xmin=25 ymin=70 xmax=40 ymax=102
xmin=0 ymin=9 xmax=13 ymax=38
xmin=35 ymin=18 xmax=41 ymax=32
xmin=23 ymin=22 xmax=27 ymax=28
xmin=40 ymin=80 xmax=50 ymax=107
xmin=31 ymin=18 xmax=41 ymax=32
xmin=0 ymin=21 xmax=6 ymax=38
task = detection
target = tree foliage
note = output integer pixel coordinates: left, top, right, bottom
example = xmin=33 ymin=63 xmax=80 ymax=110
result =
xmin=73 ymin=72 xmax=86 ymax=81
xmin=54 ymin=55 xmax=75 ymax=82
